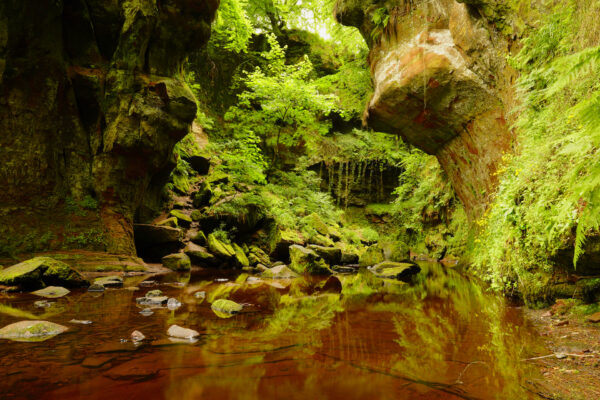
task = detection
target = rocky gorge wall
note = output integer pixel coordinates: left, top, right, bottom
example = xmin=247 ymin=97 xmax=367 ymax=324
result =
xmin=0 ymin=0 xmax=219 ymax=257
xmin=335 ymin=0 xmax=518 ymax=218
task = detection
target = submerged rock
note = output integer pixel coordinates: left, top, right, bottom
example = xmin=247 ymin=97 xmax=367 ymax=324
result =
xmin=136 ymin=295 xmax=168 ymax=306
xmin=371 ymin=261 xmax=421 ymax=282
xmin=0 ymin=320 xmax=68 ymax=342
xmin=161 ymin=253 xmax=191 ymax=271
xmin=139 ymin=308 xmax=154 ymax=316
xmin=167 ymin=298 xmax=182 ymax=310
xmin=167 ymin=325 xmax=199 ymax=340
xmin=262 ymin=264 xmax=299 ymax=279
xmin=32 ymin=286 xmax=70 ymax=298
xmin=34 ymin=300 xmax=53 ymax=308
xmin=87 ymin=284 xmax=105 ymax=292
xmin=131 ymin=330 xmax=146 ymax=343
xmin=0 ymin=257 xmax=88 ymax=290
xmin=211 ymin=299 xmax=243 ymax=318
xmin=289 ymin=245 xmax=332 ymax=276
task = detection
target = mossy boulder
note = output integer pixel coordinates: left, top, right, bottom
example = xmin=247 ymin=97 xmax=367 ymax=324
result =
xmin=0 ymin=257 xmax=89 ymax=290
xmin=211 ymin=298 xmax=243 ymax=318
xmin=0 ymin=320 xmax=68 ymax=342
xmin=372 ymin=261 xmax=421 ymax=282
xmin=309 ymin=234 xmax=335 ymax=247
xmin=161 ymin=253 xmax=191 ymax=271
xmin=207 ymin=234 xmax=235 ymax=259
xmin=169 ymin=210 xmax=192 ymax=228
xmin=269 ymin=227 xmax=304 ymax=259
xmin=262 ymin=264 xmax=299 ymax=279
xmin=184 ymin=243 xmax=218 ymax=266
xmin=93 ymin=275 xmax=124 ymax=288
xmin=307 ymin=245 xmax=342 ymax=265
xmin=32 ymin=286 xmax=70 ymax=298
xmin=248 ymin=245 xmax=271 ymax=267
xmin=192 ymin=181 xmax=213 ymax=208
xmin=306 ymin=213 xmax=330 ymax=236
xmin=190 ymin=230 xmax=207 ymax=245
xmin=341 ymin=250 xmax=359 ymax=265
xmin=359 ymin=245 xmax=385 ymax=267
xmin=134 ymin=224 xmax=184 ymax=259
xmin=232 ymin=243 xmax=250 ymax=267
xmin=289 ymin=245 xmax=332 ymax=276
xmin=156 ymin=217 xmax=178 ymax=228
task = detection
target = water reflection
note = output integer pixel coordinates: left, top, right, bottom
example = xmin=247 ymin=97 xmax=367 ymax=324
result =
xmin=0 ymin=263 xmax=546 ymax=399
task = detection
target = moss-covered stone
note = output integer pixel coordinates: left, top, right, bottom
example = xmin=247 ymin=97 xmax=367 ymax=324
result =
xmin=289 ymin=245 xmax=332 ymax=276
xmin=232 ymin=243 xmax=250 ymax=267
xmin=207 ymin=234 xmax=235 ymax=259
xmin=156 ymin=217 xmax=178 ymax=228
xmin=0 ymin=257 xmax=88 ymax=289
xmin=190 ymin=230 xmax=207 ymax=245
xmin=0 ymin=320 xmax=68 ymax=342
xmin=169 ymin=210 xmax=192 ymax=227
xmin=161 ymin=253 xmax=191 ymax=271
xmin=269 ymin=227 xmax=304 ymax=259
xmin=307 ymin=245 xmax=342 ymax=265
xmin=211 ymin=298 xmax=243 ymax=318
xmin=184 ymin=243 xmax=218 ymax=266
xmin=31 ymin=286 xmax=70 ymax=298
xmin=192 ymin=181 xmax=213 ymax=208
xmin=371 ymin=261 xmax=421 ymax=282
xmin=93 ymin=275 xmax=124 ymax=288
xmin=359 ymin=245 xmax=385 ymax=267
xmin=248 ymin=245 xmax=271 ymax=267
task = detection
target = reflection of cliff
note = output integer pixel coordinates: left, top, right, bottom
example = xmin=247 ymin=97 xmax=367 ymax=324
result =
xmin=335 ymin=0 xmax=516 ymax=217
xmin=0 ymin=1 xmax=218 ymax=256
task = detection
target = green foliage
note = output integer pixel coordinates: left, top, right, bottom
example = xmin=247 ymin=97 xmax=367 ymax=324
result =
xmin=473 ymin=4 xmax=600 ymax=301
xmin=370 ymin=7 xmax=390 ymax=40
xmin=210 ymin=131 xmax=268 ymax=185
xmin=212 ymin=0 xmax=254 ymax=53
xmin=65 ymin=195 xmax=98 ymax=217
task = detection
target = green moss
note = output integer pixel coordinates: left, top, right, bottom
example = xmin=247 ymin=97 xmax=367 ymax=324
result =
xmin=169 ymin=210 xmax=192 ymax=223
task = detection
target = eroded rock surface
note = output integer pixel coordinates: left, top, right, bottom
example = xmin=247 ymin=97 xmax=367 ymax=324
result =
xmin=336 ymin=0 xmax=515 ymax=217
xmin=0 ymin=0 xmax=219 ymax=256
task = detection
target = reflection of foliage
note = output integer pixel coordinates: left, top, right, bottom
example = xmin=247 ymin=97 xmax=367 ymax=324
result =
xmin=264 ymin=293 xmax=342 ymax=335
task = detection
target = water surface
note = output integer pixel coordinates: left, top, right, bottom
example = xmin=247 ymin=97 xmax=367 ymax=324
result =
xmin=0 ymin=263 xmax=547 ymax=399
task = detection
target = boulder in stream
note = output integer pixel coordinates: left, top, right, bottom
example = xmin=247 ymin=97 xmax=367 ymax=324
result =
xmin=93 ymin=276 xmax=123 ymax=288
xmin=211 ymin=299 xmax=243 ymax=318
xmin=0 ymin=257 xmax=88 ymax=290
xmin=167 ymin=325 xmax=199 ymax=339
xmin=0 ymin=320 xmax=68 ymax=342
xmin=32 ymin=286 xmax=70 ymax=298
xmin=289 ymin=245 xmax=332 ymax=276
xmin=161 ymin=253 xmax=191 ymax=271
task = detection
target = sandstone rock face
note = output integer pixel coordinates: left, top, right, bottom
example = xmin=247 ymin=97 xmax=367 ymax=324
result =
xmin=0 ymin=0 xmax=219 ymax=256
xmin=336 ymin=0 xmax=516 ymax=217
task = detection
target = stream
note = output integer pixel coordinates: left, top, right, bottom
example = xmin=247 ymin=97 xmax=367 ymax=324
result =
xmin=0 ymin=262 xmax=549 ymax=400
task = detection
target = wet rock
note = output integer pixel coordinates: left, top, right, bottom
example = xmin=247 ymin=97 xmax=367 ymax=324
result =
xmin=87 ymin=284 xmax=105 ymax=292
xmin=207 ymin=234 xmax=236 ymax=260
xmin=82 ymin=355 xmax=114 ymax=368
xmin=131 ymin=330 xmax=146 ymax=343
xmin=156 ymin=217 xmax=178 ymax=228
xmin=94 ymin=276 xmax=123 ymax=288
xmin=167 ymin=324 xmax=199 ymax=339
xmin=332 ymin=264 xmax=360 ymax=274
xmin=0 ymin=320 xmax=68 ymax=342
xmin=146 ymin=289 xmax=163 ymax=297
xmin=371 ymin=261 xmax=421 ymax=282
xmin=262 ymin=264 xmax=299 ymax=279
xmin=268 ymin=228 xmax=304 ymax=260
xmin=34 ymin=300 xmax=53 ymax=308
xmin=140 ymin=280 xmax=157 ymax=287
xmin=186 ymin=155 xmax=210 ymax=175
xmin=340 ymin=251 xmax=359 ymax=265
xmin=0 ymin=257 xmax=89 ymax=290
xmin=161 ymin=253 xmax=191 ymax=271
xmin=136 ymin=296 xmax=168 ymax=306
xmin=70 ymin=319 xmax=92 ymax=325
xmin=289 ymin=245 xmax=332 ymax=276
xmin=169 ymin=210 xmax=192 ymax=228
xmin=307 ymin=245 xmax=342 ymax=265
xmin=211 ymin=299 xmax=243 ymax=318
xmin=167 ymin=298 xmax=182 ymax=310
xmin=309 ymin=234 xmax=335 ymax=248
xmin=32 ymin=286 xmax=70 ymax=298
xmin=139 ymin=308 xmax=154 ymax=316
xmin=248 ymin=246 xmax=271 ymax=267
xmin=184 ymin=243 xmax=218 ymax=266
xmin=255 ymin=264 xmax=269 ymax=273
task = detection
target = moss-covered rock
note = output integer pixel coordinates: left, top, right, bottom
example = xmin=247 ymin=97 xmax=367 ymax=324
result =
xmin=0 ymin=320 xmax=68 ymax=342
xmin=169 ymin=210 xmax=192 ymax=228
xmin=371 ymin=261 xmax=421 ymax=282
xmin=207 ymin=234 xmax=235 ymax=259
xmin=31 ymin=286 xmax=70 ymax=298
xmin=192 ymin=181 xmax=213 ymax=208
xmin=232 ymin=243 xmax=250 ymax=267
xmin=161 ymin=253 xmax=191 ymax=271
xmin=289 ymin=245 xmax=332 ymax=276
xmin=156 ymin=217 xmax=178 ymax=228
xmin=190 ymin=230 xmax=207 ymax=245
xmin=0 ymin=257 xmax=88 ymax=289
xmin=93 ymin=275 xmax=124 ymax=288
xmin=359 ymin=245 xmax=385 ymax=267
xmin=269 ymin=227 xmax=304 ymax=259
xmin=307 ymin=245 xmax=342 ymax=265
xmin=211 ymin=298 xmax=243 ymax=318
xmin=248 ymin=245 xmax=271 ymax=267
xmin=133 ymin=224 xmax=184 ymax=259
xmin=184 ymin=243 xmax=218 ymax=266
xmin=262 ymin=264 xmax=299 ymax=279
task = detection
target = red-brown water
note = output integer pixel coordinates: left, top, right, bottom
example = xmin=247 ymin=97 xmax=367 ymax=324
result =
xmin=0 ymin=263 xmax=548 ymax=399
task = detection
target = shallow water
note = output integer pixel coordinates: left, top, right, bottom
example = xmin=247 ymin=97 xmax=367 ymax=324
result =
xmin=0 ymin=263 xmax=548 ymax=400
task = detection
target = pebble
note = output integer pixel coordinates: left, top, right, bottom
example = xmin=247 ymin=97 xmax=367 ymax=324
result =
xmin=131 ymin=330 xmax=146 ymax=343
xmin=167 ymin=325 xmax=199 ymax=340
xmin=139 ymin=308 xmax=154 ymax=316
xmin=70 ymin=319 xmax=93 ymax=325
xmin=167 ymin=298 xmax=182 ymax=310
